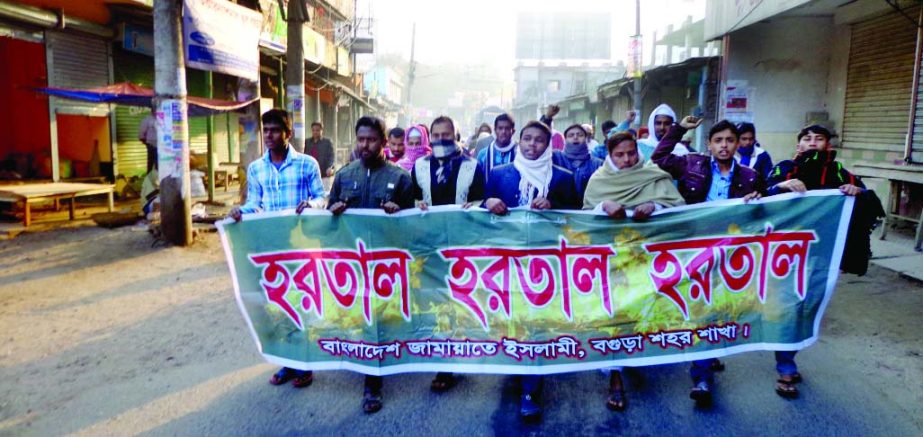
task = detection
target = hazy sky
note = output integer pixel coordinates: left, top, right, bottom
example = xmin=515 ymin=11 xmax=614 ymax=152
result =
xmin=362 ymin=0 xmax=706 ymax=79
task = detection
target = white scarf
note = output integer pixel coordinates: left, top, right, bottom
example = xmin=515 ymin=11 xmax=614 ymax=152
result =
xmin=605 ymin=155 xmax=621 ymax=173
xmin=513 ymin=144 xmax=553 ymax=206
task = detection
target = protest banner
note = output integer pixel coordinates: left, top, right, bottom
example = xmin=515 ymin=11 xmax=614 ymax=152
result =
xmin=218 ymin=191 xmax=853 ymax=375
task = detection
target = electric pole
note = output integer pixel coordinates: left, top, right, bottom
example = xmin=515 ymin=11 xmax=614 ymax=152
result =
xmin=286 ymin=0 xmax=310 ymax=153
xmin=402 ymin=22 xmax=416 ymax=126
xmin=153 ymin=0 xmax=192 ymax=246
xmin=633 ymin=0 xmax=643 ymax=128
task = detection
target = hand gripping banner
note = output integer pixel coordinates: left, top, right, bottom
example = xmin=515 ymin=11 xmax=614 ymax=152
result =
xmin=218 ymin=191 xmax=854 ymax=376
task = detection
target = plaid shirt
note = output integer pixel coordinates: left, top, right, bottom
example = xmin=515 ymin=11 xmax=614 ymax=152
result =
xmin=240 ymin=146 xmax=326 ymax=214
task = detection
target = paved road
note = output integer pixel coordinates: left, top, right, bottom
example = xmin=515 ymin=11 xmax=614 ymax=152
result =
xmin=0 ymin=228 xmax=920 ymax=436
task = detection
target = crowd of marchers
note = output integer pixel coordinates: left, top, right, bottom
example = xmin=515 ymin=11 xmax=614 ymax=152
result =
xmin=226 ymin=103 xmax=884 ymax=421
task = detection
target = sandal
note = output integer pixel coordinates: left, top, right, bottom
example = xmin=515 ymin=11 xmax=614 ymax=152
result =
xmin=363 ymin=389 xmax=383 ymax=414
xmin=689 ymin=381 xmax=713 ymax=405
xmin=776 ymin=375 xmax=800 ymax=399
xmin=269 ymin=367 xmax=294 ymax=386
xmin=606 ymin=389 xmax=627 ymax=411
xmin=291 ymin=371 xmax=314 ymax=388
xmin=430 ymin=372 xmax=458 ymax=392
xmin=606 ymin=371 xmax=627 ymax=411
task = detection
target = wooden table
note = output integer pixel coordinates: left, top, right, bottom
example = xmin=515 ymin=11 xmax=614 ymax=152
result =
xmin=0 ymin=182 xmax=115 ymax=227
xmin=852 ymin=162 xmax=923 ymax=251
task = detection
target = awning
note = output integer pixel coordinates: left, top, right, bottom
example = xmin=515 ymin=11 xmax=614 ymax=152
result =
xmin=35 ymin=82 xmax=258 ymax=117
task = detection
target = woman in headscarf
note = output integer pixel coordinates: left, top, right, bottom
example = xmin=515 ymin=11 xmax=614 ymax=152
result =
xmin=482 ymin=120 xmax=580 ymax=421
xmin=553 ymin=124 xmax=603 ymax=199
xmin=396 ymin=124 xmax=432 ymax=172
xmin=582 ymin=131 xmax=685 ymax=412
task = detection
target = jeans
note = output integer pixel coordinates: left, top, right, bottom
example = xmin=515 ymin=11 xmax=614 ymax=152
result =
xmin=775 ymin=351 xmax=799 ymax=376
xmin=690 ymin=359 xmax=717 ymax=384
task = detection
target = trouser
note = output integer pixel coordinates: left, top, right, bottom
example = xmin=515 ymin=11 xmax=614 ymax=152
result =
xmin=775 ymin=351 xmax=798 ymax=376
xmin=146 ymin=144 xmax=157 ymax=173
xmin=690 ymin=359 xmax=718 ymax=384
xmin=365 ymin=375 xmax=383 ymax=392
xmin=521 ymin=375 xmax=543 ymax=395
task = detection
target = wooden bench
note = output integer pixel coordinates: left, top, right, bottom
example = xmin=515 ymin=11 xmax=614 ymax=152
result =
xmin=213 ymin=163 xmax=240 ymax=192
xmin=852 ymin=162 xmax=923 ymax=251
xmin=0 ymin=182 xmax=115 ymax=227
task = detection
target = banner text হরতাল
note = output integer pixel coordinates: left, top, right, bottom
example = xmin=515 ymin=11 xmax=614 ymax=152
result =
xmin=248 ymin=224 xmax=817 ymax=330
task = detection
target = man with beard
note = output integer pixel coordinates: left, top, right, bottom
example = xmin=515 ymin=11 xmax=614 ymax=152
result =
xmin=327 ymin=115 xmax=414 ymax=414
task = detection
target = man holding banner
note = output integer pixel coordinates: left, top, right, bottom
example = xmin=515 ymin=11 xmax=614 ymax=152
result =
xmin=483 ymin=119 xmax=580 ymax=420
xmin=228 ymin=109 xmax=326 ymax=389
xmin=652 ymin=115 xmax=764 ymax=405
xmin=327 ymin=115 xmax=414 ymax=414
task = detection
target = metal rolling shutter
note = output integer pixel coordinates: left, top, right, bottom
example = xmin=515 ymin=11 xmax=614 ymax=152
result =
xmin=46 ymin=31 xmax=110 ymax=116
xmin=113 ymin=49 xmax=153 ymax=177
xmin=842 ymin=7 xmax=920 ymax=159
xmin=186 ymin=69 xmax=208 ymax=155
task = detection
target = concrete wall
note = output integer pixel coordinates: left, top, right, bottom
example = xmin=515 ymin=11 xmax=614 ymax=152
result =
xmin=725 ymin=16 xmax=843 ymax=161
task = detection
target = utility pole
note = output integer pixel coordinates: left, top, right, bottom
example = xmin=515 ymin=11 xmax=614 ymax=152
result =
xmin=402 ymin=22 xmax=416 ymax=126
xmin=633 ymin=0 xmax=643 ymax=129
xmin=153 ymin=0 xmax=192 ymax=246
xmin=286 ymin=0 xmax=310 ymax=153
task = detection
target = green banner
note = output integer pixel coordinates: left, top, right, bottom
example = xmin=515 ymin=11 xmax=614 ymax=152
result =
xmin=218 ymin=191 xmax=853 ymax=375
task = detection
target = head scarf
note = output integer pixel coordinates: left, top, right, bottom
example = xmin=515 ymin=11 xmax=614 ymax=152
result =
xmin=513 ymin=141 xmax=554 ymax=207
xmin=397 ymin=125 xmax=431 ymax=171
xmin=551 ymin=131 xmax=565 ymax=151
xmin=637 ymin=104 xmax=677 ymax=160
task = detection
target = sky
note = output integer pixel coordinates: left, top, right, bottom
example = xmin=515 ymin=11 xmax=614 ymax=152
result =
xmin=360 ymin=0 xmax=706 ymax=80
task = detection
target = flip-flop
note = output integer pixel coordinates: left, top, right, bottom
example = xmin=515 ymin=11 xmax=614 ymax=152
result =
xmin=430 ymin=372 xmax=457 ymax=392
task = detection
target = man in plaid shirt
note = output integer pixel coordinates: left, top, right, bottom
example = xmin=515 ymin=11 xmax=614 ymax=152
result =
xmin=228 ymin=109 xmax=325 ymax=389
xmin=229 ymin=109 xmax=326 ymax=220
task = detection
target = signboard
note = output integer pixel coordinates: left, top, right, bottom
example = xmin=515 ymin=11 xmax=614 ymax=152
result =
xmin=122 ymin=23 xmax=154 ymax=57
xmin=258 ymin=0 xmax=288 ymax=53
xmin=628 ymin=35 xmax=643 ymax=78
xmin=183 ymin=0 xmax=262 ymax=81
xmin=350 ymin=37 xmax=374 ymax=54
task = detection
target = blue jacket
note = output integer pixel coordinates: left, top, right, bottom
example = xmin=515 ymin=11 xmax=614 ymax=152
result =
xmin=552 ymin=151 xmax=603 ymax=199
xmin=484 ymin=163 xmax=581 ymax=209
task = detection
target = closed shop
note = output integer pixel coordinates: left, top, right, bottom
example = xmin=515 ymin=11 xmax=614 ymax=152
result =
xmin=841 ymin=6 xmax=921 ymax=163
xmin=46 ymin=30 xmax=113 ymax=180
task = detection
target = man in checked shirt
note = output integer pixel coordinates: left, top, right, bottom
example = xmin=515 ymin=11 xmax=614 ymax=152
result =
xmin=228 ymin=108 xmax=326 ymax=389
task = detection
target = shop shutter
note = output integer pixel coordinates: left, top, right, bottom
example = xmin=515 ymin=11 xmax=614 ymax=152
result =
xmin=842 ymin=7 xmax=920 ymax=159
xmin=46 ymin=31 xmax=110 ymax=116
xmin=112 ymin=48 xmax=153 ymax=177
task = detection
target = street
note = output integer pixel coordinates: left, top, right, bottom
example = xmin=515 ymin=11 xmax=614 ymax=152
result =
xmin=0 ymin=226 xmax=921 ymax=436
